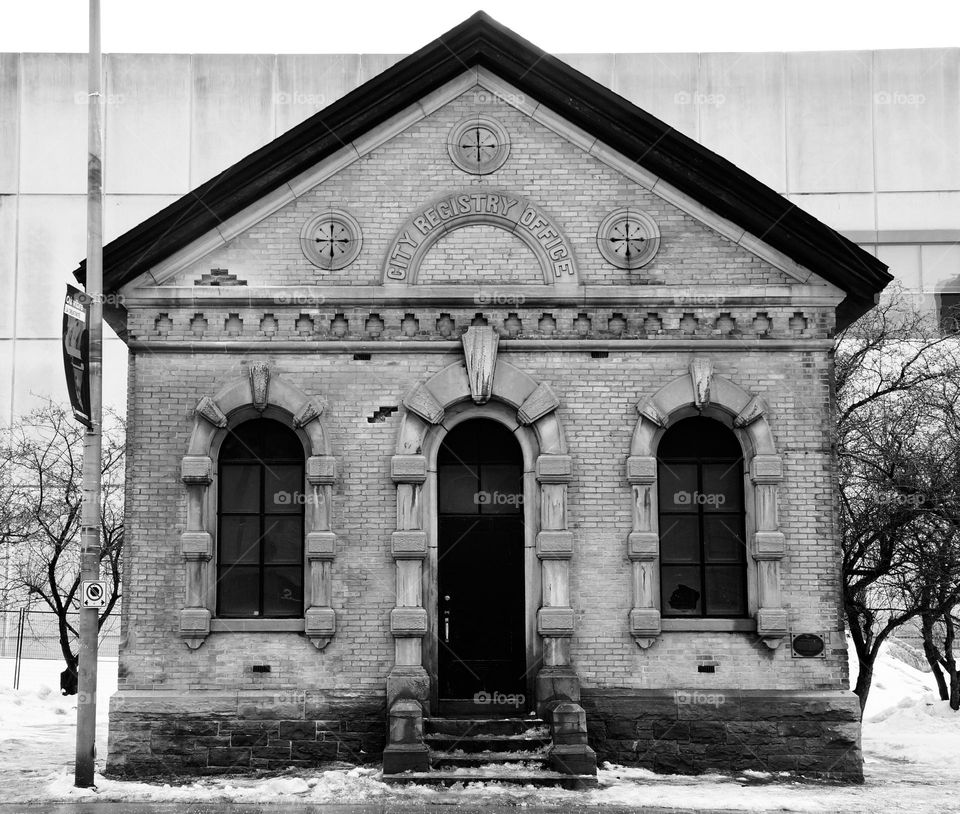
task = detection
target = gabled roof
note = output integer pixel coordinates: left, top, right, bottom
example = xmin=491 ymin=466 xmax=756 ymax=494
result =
xmin=74 ymin=10 xmax=891 ymax=327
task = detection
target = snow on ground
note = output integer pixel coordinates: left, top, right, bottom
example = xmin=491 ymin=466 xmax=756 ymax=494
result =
xmin=1 ymin=645 xmax=958 ymax=812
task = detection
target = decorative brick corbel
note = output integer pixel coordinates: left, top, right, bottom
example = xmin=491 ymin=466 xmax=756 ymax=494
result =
xmin=750 ymin=454 xmax=788 ymax=648
xmin=179 ymin=455 xmax=213 ymax=649
xmin=626 ymin=455 xmax=661 ymax=648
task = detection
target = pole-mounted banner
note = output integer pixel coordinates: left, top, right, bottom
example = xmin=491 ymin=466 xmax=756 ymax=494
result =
xmin=63 ymin=284 xmax=92 ymax=428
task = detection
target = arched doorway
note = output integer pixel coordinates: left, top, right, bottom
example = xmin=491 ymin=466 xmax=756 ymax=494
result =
xmin=436 ymin=418 xmax=527 ymax=713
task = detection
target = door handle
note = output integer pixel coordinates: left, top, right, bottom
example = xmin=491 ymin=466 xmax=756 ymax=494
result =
xmin=443 ymin=609 xmax=451 ymax=643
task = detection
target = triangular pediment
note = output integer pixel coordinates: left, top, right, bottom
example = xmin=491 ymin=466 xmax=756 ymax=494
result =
xmin=76 ymin=12 xmax=890 ymax=330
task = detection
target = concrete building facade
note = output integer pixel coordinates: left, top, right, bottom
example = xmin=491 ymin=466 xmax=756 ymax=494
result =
xmin=81 ymin=14 xmax=891 ymax=781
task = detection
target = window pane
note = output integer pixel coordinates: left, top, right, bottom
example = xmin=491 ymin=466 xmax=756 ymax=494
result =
xmin=658 ymin=464 xmax=697 ymax=511
xmin=661 ymin=566 xmax=702 ymax=616
xmin=704 ymin=566 xmax=747 ymax=616
xmin=264 ymin=465 xmax=304 ymax=513
xmin=702 ymin=463 xmax=742 ymax=511
xmin=221 ymin=465 xmax=260 ymax=513
xmin=659 ymin=516 xmax=700 ymax=563
xmin=220 ymin=516 xmax=261 ymax=564
xmin=703 ymin=517 xmax=745 ymax=563
xmin=263 ymin=567 xmax=303 ymax=617
xmin=479 ymin=464 xmax=523 ymax=514
xmin=438 ymin=464 xmax=480 ymax=514
xmin=217 ymin=566 xmax=260 ymax=616
xmin=263 ymin=517 xmax=302 ymax=564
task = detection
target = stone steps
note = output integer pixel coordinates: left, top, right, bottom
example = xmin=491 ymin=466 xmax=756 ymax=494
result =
xmin=384 ymin=715 xmax=596 ymax=787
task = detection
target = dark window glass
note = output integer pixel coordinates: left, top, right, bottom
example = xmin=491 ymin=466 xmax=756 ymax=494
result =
xmin=217 ymin=419 xmax=304 ymax=618
xmin=438 ymin=420 xmax=523 ymax=516
xmin=938 ymin=293 xmax=960 ymax=336
xmin=657 ymin=416 xmax=747 ymax=618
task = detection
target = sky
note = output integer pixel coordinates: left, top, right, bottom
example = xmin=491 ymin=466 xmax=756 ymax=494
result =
xmin=1 ymin=0 xmax=959 ymax=53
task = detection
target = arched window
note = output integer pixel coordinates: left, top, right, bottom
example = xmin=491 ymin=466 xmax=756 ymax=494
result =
xmin=657 ymin=416 xmax=747 ymax=618
xmin=217 ymin=418 xmax=305 ymax=618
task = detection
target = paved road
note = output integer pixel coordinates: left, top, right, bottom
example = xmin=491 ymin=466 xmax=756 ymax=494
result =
xmin=0 ymin=805 xmax=738 ymax=814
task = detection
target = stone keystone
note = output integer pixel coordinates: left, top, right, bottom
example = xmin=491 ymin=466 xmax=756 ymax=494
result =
xmin=461 ymin=325 xmax=499 ymax=404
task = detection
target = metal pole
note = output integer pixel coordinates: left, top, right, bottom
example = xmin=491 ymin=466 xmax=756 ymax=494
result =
xmin=14 ymin=608 xmax=24 ymax=689
xmin=75 ymin=0 xmax=103 ymax=789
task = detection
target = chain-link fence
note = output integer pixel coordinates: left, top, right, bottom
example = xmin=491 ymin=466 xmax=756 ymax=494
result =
xmin=0 ymin=608 xmax=120 ymax=660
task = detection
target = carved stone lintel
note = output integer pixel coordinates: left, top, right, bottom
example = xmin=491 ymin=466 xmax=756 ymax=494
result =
xmin=734 ymin=395 xmax=768 ymax=428
xmin=689 ymin=358 xmax=714 ymax=411
xmin=249 ymin=362 xmax=270 ymax=411
xmin=195 ymin=396 xmax=227 ymax=428
xmin=403 ymin=385 xmax=445 ymax=425
xmin=635 ymin=396 xmax=668 ymax=427
xmin=294 ymin=398 xmax=326 ymax=428
xmin=461 ymin=325 xmax=499 ymax=404
xmin=518 ymin=382 xmax=560 ymax=425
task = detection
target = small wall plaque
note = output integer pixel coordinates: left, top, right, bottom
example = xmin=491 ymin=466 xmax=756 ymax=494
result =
xmin=791 ymin=633 xmax=826 ymax=658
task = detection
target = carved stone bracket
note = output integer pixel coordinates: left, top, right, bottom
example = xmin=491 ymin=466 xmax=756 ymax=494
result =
xmin=195 ymin=396 xmax=227 ymax=428
xmin=249 ymin=361 xmax=270 ymax=411
xmin=734 ymin=395 xmax=768 ymax=428
xmin=689 ymin=358 xmax=714 ymax=411
xmin=461 ymin=325 xmax=499 ymax=404
xmin=518 ymin=382 xmax=560 ymax=425
xmin=294 ymin=398 xmax=326 ymax=428
xmin=403 ymin=385 xmax=445 ymax=425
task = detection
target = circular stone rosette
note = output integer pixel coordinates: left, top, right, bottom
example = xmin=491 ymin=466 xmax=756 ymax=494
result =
xmin=447 ymin=116 xmax=511 ymax=175
xmin=300 ymin=209 xmax=363 ymax=270
xmin=596 ymin=208 xmax=661 ymax=269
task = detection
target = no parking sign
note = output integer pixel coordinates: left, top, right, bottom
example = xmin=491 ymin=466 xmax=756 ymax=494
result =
xmin=81 ymin=580 xmax=108 ymax=609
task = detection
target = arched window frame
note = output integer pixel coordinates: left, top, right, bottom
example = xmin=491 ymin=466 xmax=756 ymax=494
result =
xmin=626 ymin=359 xmax=788 ymax=650
xmin=178 ymin=363 xmax=338 ymax=650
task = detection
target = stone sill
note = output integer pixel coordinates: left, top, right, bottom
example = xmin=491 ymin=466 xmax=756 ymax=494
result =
xmin=660 ymin=618 xmax=755 ymax=632
xmin=209 ymin=618 xmax=305 ymax=633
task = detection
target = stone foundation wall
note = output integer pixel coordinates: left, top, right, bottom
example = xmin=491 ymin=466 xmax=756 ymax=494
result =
xmin=107 ymin=691 xmax=385 ymax=778
xmin=581 ymin=689 xmax=862 ymax=780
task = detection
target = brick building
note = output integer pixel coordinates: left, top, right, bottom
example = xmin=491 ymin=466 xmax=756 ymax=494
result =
xmin=79 ymin=13 xmax=891 ymax=782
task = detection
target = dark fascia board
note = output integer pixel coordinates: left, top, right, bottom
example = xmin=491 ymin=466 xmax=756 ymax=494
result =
xmin=74 ymin=11 xmax=891 ymax=328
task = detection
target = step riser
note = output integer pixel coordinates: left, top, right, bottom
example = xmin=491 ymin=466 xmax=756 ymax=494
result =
xmin=425 ymin=737 xmax=550 ymax=753
xmin=425 ymin=718 xmax=546 ymax=736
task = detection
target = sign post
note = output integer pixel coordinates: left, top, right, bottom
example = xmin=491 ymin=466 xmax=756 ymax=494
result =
xmin=75 ymin=0 xmax=103 ymax=789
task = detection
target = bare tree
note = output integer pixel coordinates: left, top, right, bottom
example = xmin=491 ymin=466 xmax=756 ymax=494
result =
xmin=0 ymin=400 xmax=124 ymax=693
xmin=836 ymin=285 xmax=960 ymax=710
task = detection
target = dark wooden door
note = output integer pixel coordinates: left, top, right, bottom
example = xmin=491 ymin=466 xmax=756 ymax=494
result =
xmin=436 ymin=419 xmax=527 ymax=710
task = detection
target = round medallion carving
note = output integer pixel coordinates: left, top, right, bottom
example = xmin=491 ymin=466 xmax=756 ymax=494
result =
xmin=596 ymin=208 xmax=661 ymax=269
xmin=300 ymin=210 xmax=362 ymax=270
xmin=447 ymin=116 xmax=510 ymax=175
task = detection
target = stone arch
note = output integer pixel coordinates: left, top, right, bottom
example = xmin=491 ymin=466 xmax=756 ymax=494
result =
xmin=385 ymin=349 xmax=580 ymax=723
xmin=625 ymin=358 xmax=788 ymax=650
xmin=177 ymin=362 xmax=338 ymax=650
